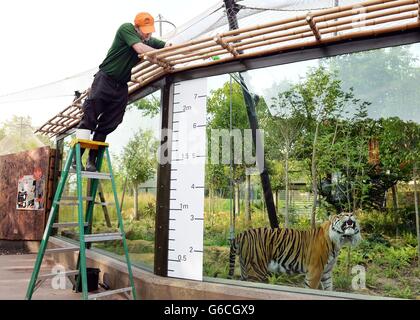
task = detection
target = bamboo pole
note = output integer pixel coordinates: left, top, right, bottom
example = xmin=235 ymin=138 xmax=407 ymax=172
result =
xmin=45 ymin=105 xmax=85 ymax=135
xmin=222 ymin=0 xmax=412 ymax=47
xmin=129 ymin=71 xmax=168 ymax=94
xmin=165 ymin=46 xmax=228 ymax=64
xmin=418 ymin=0 xmax=420 ymax=19
xmin=164 ymin=3 xmax=418 ymax=67
xmin=141 ymin=0 xmax=394 ymax=62
xmin=306 ymin=15 xmax=322 ymax=40
xmin=235 ymin=9 xmax=417 ymax=53
xmin=130 ymin=13 xmax=419 ymax=93
xmin=35 ymin=90 xmax=88 ymax=133
xmin=214 ymin=34 xmax=239 ymax=56
xmin=318 ymin=3 xmax=417 ymax=30
xmin=131 ymin=63 xmax=160 ymax=79
xmin=131 ymin=60 xmax=153 ymax=74
xmin=230 ymin=2 xmax=417 ymax=51
xmin=172 ymin=20 xmax=420 ymax=74
xmin=144 ymin=55 xmax=173 ymax=71
xmin=233 ymin=6 xmax=418 ymax=53
xmin=140 ymin=0 xmax=395 ymax=60
xmin=131 ymin=66 xmax=165 ymax=85
xmin=152 ymin=40 xmax=222 ymax=61
xmin=314 ymin=0 xmax=416 ymax=23
xmin=39 ymin=112 xmax=80 ymax=134
xmin=172 ymin=0 xmax=412 ymax=60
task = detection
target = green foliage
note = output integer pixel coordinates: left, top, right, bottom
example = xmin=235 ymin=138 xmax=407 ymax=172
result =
xmin=358 ymin=209 xmax=417 ymax=236
xmin=120 ymin=129 xmax=158 ymax=186
xmin=0 ymin=115 xmax=53 ymax=155
xmin=203 ymin=246 xmax=230 ymax=278
xmin=383 ymin=286 xmax=414 ymax=299
xmin=130 ymin=93 xmax=160 ymax=117
xmin=325 ymin=46 xmax=420 ymax=120
xmin=0 ymin=126 xmax=5 ymax=141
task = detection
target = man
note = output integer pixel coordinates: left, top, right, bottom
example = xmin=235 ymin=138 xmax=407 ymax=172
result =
xmin=74 ymin=12 xmax=167 ymax=171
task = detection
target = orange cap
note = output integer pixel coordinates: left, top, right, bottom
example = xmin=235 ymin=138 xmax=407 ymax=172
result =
xmin=134 ymin=12 xmax=155 ymax=34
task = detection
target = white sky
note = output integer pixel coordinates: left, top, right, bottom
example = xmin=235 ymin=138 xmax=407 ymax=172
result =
xmin=2 ymin=0 xmax=419 ymax=132
xmin=0 ymin=0 xmax=219 ymax=127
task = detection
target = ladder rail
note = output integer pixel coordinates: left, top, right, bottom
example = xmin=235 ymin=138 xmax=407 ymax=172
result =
xmin=26 ymin=139 xmax=137 ymax=300
xmin=25 ymin=147 xmax=75 ymax=300
xmin=75 ymin=146 xmax=105 ymax=294
xmin=75 ymin=143 xmax=89 ymax=299
xmin=106 ymin=148 xmax=137 ymax=300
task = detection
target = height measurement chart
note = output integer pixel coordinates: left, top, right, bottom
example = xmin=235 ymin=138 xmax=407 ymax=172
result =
xmin=168 ymin=78 xmax=207 ymax=281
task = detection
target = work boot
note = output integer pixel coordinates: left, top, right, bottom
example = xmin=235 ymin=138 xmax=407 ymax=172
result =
xmin=86 ymin=150 xmax=98 ymax=172
xmin=71 ymin=148 xmax=86 ymax=171
xmin=86 ymin=132 xmax=106 ymax=172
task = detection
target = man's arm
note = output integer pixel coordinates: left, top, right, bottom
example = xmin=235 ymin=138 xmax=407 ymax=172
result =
xmin=132 ymin=42 xmax=158 ymax=54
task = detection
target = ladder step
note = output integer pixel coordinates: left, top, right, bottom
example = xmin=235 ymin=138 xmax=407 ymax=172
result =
xmin=38 ymin=270 xmax=79 ymax=280
xmin=53 ymin=222 xmax=89 ymax=228
xmin=71 ymin=139 xmax=109 ymax=150
xmin=61 ymin=196 xmax=93 ymax=201
xmin=84 ymin=233 xmax=122 ymax=242
xmin=54 ymin=201 xmax=79 ymax=206
xmin=45 ymin=247 xmax=79 ymax=254
xmin=54 ymin=200 xmax=113 ymax=206
xmin=88 ymin=287 xmax=132 ymax=300
xmin=94 ymin=201 xmax=114 ymax=206
xmin=69 ymin=169 xmax=112 ymax=180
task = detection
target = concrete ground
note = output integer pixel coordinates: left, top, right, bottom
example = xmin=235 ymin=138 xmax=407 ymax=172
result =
xmin=0 ymin=253 xmax=81 ymax=300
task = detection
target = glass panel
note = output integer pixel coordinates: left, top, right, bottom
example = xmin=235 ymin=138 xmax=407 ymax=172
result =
xmin=57 ymin=90 xmax=161 ymax=271
xmin=203 ymin=43 xmax=420 ymax=299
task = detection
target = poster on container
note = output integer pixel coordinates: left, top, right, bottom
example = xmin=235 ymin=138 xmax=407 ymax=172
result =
xmin=16 ymin=167 xmax=45 ymax=210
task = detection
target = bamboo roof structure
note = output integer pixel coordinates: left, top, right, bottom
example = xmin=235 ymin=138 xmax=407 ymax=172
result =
xmin=37 ymin=0 xmax=420 ymax=137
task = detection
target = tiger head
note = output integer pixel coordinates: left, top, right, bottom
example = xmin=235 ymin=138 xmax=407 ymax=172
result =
xmin=328 ymin=212 xmax=362 ymax=248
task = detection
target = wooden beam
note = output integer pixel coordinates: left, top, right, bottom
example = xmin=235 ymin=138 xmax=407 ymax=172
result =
xmin=306 ymin=15 xmax=321 ymax=40
xmin=144 ymin=55 xmax=173 ymax=72
xmin=214 ymin=34 xmax=239 ymax=56
xmin=418 ymin=0 xmax=420 ymax=19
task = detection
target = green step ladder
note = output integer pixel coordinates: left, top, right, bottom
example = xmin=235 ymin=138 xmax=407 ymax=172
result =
xmin=25 ymin=139 xmax=137 ymax=300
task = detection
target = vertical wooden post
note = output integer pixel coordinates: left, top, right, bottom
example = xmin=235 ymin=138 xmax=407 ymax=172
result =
xmin=154 ymin=80 xmax=174 ymax=277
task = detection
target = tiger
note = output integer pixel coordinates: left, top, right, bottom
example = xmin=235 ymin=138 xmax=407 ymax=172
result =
xmin=228 ymin=212 xmax=362 ymax=290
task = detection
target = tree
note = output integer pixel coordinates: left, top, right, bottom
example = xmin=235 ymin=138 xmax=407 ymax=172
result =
xmin=120 ymin=129 xmax=158 ymax=219
xmin=207 ymin=78 xmax=271 ymax=225
xmin=130 ymin=93 xmax=160 ymax=117
xmin=264 ymin=95 xmax=304 ymax=227
xmin=276 ymin=67 xmax=353 ymax=228
xmin=325 ymin=46 xmax=420 ymax=122
xmin=0 ymin=116 xmax=52 ymax=155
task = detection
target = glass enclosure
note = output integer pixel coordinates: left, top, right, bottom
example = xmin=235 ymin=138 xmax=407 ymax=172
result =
xmin=57 ymin=42 xmax=420 ymax=299
xmin=57 ymin=90 xmax=161 ymax=271
xmin=203 ymin=43 xmax=420 ymax=299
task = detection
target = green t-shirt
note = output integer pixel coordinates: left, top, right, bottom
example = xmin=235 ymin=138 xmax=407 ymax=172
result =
xmin=99 ymin=23 xmax=166 ymax=83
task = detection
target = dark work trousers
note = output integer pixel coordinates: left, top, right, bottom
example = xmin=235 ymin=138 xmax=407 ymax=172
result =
xmin=77 ymin=70 xmax=128 ymax=163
